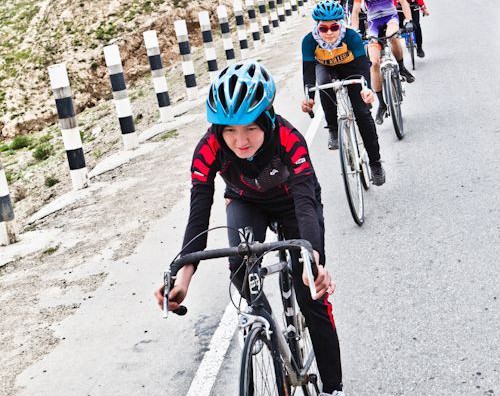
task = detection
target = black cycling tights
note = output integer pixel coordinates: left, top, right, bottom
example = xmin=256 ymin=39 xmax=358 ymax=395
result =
xmin=398 ymin=5 xmax=423 ymax=48
xmin=226 ymin=199 xmax=343 ymax=393
xmin=316 ymin=63 xmax=381 ymax=163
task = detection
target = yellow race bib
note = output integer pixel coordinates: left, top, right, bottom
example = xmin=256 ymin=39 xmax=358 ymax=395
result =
xmin=315 ymin=42 xmax=355 ymax=66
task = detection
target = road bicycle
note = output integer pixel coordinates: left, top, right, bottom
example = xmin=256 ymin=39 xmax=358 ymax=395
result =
xmin=164 ymin=224 xmax=322 ymax=395
xmin=367 ymin=30 xmax=406 ymax=140
xmin=397 ymin=8 xmax=420 ymax=71
xmin=306 ymin=77 xmax=371 ymax=226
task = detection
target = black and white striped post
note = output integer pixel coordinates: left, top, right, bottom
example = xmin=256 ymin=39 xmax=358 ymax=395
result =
xmin=48 ymin=63 xmax=89 ymax=190
xmin=245 ymin=0 xmax=262 ymax=50
xmin=297 ymin=0 xmax=306 ymax=16
xmin=291 ymin=0 xmax=298 ymax=16
xmin=217 ymin=5 xmax=236 ymax=66
xmin=103 ymin=45 xmax=139 ymax=150
xmin=285 ymin=1 xmax=293 ymax=18
xmin=0 ymin=160 xmax=16 ymax=246
xmin=277 ymin=0 xmax=286 ymax=23
xmin=257 ymin=0 xmax=272 ymax=42
xmin=174 ymin=20 xmax=198 ymax=101
xmin=269 ymin=0 xmax=280 ymax=30
xmin=198 ymin=11 xmax=219 ymax=83
xmin=233 ymin=0 xmax=250 ymax=59
xmin=143 ymin=30 xmax=173 ymax=123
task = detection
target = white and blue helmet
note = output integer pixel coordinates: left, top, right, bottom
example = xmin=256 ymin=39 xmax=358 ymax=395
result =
xmin=206 ymin=61 xmax=276 ymax=126
xmin=312 ymin=0 xmax=345 ymax=21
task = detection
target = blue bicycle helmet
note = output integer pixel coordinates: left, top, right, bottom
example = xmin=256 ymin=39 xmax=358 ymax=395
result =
xmin=312 ymin=0 xmax=344 ymax=21
xmin=206 ymin=61 xmax=276 ymax=126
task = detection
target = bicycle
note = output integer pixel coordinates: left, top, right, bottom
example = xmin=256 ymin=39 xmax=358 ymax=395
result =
xmin=305 ymin=77 xmax=371 ymax=226
xmin=163 ymin=225 xmax=323 ymax=395
xmin=397 ymin=8 xmax=420 ymax=70
xmin=367 ymin=30 xmax=406 ymax=140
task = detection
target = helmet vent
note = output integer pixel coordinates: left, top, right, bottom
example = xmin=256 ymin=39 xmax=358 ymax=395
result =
xmin=218 ymin=84 xmax=227 ymax=110
xmin=261 ymin=68 xmax=270 ymax=81
xmin=234 ymin=82 xmax=247 ymax=114
xmin=251 ymin=82 xmax=264 ymax=109
xmin=247 ymin=63 xmax=256 ymax=78
xmin=229 ymin=74 xmax=239 ymax=97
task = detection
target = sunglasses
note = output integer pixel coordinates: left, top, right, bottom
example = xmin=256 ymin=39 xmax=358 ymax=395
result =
xmin=318 ymin=24 xmax=341 ymax=33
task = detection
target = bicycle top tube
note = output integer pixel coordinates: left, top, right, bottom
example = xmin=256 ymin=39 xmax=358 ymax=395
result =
xmin=307 ymin=76 xmax=368 ymax=94
xmin=366 ymin=30 xmax=402 ymax=45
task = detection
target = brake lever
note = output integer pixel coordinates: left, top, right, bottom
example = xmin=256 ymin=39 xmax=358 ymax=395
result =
xmin=301 ymin=246 xmax=317 ymax=299
xmin=304 ymin=85 xmax=315 ymax=118
xmin=163 ymin=271 xmax=171 ymax=318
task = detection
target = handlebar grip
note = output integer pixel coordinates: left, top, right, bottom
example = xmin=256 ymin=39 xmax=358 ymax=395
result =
xmin=174 ymin=306 xmax=188 ymax=316
xmin=308 ymin=111 xmax=315 ymax=119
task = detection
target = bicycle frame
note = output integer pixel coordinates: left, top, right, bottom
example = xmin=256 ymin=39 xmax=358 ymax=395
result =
xmin=306 ymin=77 xmax=369 ymax=171
xmin=240 ymin=226 xmax=317 ymax=387
xmin=163 ymin=229 xmax=319 ymax=389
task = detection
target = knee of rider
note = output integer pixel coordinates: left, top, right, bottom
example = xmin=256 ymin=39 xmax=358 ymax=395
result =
xmin=370 ymin=55 xmax=381 ymax=68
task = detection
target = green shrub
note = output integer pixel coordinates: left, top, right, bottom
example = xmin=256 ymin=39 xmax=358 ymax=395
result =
xmin=32 ymin=143 xmax=53 ymax=161
xmin=10 ymin=135 xmax=32 ymax=150
xmin=44 ymin=175 xmax=60 ymax=188
xmin=0 ymin=144 xmax=9 ymax=152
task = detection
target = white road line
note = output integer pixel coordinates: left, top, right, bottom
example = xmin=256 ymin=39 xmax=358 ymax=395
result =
xmin=304 ymin=106 xmax=324 ymax=148
xmin=185 ymin=303 xmax=238 ymax=396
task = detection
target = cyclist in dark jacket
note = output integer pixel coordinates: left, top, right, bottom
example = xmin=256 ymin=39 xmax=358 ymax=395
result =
xmin=155 ymin=61 xmax=344 ymax=395
xmin=395 ymin=0 xmax=430 ymax=57
xmin=301 ymin=0 xmax=386 ymax=185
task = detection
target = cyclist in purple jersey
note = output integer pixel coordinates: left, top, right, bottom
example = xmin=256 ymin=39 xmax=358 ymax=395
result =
xmin=352 ymin=0 xmax=415 ymax=125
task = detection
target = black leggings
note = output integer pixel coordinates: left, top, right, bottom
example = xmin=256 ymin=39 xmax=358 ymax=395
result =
xmin=226 ymin=199 xmax=343 ymax=393
xmin=316 ymin=63 xmax=381 ymax=163
xmin=398 ymin=5 xmax=423 ymax=48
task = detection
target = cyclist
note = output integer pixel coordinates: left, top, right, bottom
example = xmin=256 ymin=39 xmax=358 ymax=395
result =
xmin=395 ymin=0 xmax=430 ymax=58
xmin=352 ymin=0 xmax=415 ymax=125
xmin=301 ymin=0 xmax=386 ymax=185
xmin=155 ymin=61 xmax=345 ymax=396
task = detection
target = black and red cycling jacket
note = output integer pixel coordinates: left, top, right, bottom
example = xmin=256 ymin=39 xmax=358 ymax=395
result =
xmin=181 ymin=115 xmax=323 ymax=266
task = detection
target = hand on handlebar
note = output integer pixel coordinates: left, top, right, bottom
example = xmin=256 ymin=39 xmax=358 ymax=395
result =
xmin=155 ymin=283 xmax=187 ymax=311
xmin=404 ymin=20 xmax=414 ymax=33
xmin=302 ymin=251 xmax=336 ymax=300
xmin=360 ymin=88 xmax=375 ymax=104
xmin=301 ymin=98 xmax=315 ymax=113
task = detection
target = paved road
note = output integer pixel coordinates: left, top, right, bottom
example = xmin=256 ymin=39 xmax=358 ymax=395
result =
xmin=15 ymin=1 xmax=499 ymax=395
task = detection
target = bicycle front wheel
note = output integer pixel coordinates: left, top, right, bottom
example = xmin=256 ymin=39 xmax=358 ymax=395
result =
xmin=240 ymin=327 xmax=288 ymax=396
xmin=385 ymin=69 xmax=405 ymax=140
xmin=356 ymin=126 xmax=371 ymax=190
xmin=338 ymin=119 xmax=364 ymax=226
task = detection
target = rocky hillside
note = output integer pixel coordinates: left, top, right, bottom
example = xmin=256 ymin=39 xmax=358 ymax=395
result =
xmin=0 ymin=0 xmax=228 ymax=139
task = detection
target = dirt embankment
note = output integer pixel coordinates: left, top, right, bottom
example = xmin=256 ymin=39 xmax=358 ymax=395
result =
xmin=0 ymin=0 xmax=232 ymax=139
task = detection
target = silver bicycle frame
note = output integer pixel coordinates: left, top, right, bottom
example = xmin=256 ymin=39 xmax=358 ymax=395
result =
xmin=241 ymin=246 xmax=318 ymax=387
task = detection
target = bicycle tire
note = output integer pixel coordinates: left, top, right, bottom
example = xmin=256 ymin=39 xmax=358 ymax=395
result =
xmin=409 ymin=33 xmax=416 ymax=70
xmin=355 ymin=125 xmax=371 ymax=190
xmin=296 ymin=312 xmax=321 ymax=395
xmin=240 ymin=327 xmax=288 ymax=396
xmin=391 ymin=70 xmax=405 ymax=140
xmin=385 ymin=69 xmax=405 ymax=140
xmin=338 ymin=119 xmax=364 ymax=226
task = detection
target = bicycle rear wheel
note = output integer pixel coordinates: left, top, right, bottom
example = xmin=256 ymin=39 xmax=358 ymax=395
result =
xmin=408 ymin=33 xmax=416 ymax=70
xmin=338 ymin=119 xmax=364 ymax=226
xmin=240 ymin=327 xmax=288 ymax=396
xmin=385 ymin=69 xmax=405 ymax=140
